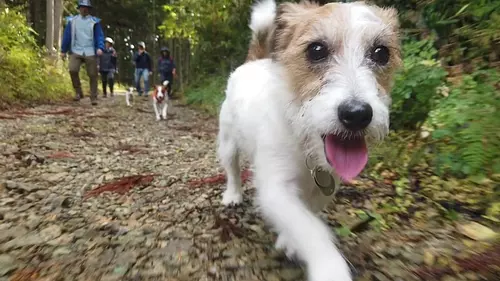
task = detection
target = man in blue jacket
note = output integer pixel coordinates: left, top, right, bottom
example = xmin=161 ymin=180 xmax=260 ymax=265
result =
xmin=60 ymin=0 xmax=105 ymax=106
xmin=133 ymin=41 xmax=153 ymax=97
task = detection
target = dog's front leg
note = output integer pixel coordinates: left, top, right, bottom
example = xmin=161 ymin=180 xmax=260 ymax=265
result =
xmin=126 ymin=91 xmax=131 ymax=106
xmin=162 ymin=102 xmax=168 ymax=120
xmin=256 ymin=170 xmax=352 ymax=281
xmin=153 ymin=101 xmax=161 ymax=121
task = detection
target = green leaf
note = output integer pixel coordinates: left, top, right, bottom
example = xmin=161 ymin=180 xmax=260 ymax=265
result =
xmin=335 ymin=226 xmax=353 ymax=238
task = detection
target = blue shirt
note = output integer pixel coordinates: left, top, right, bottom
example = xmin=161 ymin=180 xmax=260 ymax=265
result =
xmin=61 ymin=15 xmax=105 ymax=55
xmin=72 ymin=15 xmax=96 ymax=56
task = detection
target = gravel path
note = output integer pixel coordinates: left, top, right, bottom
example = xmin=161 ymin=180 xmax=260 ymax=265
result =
xmin=0 ymin=94 xmax=497 ymax=281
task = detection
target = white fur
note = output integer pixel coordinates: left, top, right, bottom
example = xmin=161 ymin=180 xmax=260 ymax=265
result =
xmin=125 ymin=87 xmax=134 ymax=107
xmin=153 ymin=80 xmax=170 ymax=121
xmin=249 ymin=0 xmax=276 ymax=35
xmin=216 ymin=2 xmax=395 ymax=281
xmin=218 ymin=59 xmax=352 ymax=281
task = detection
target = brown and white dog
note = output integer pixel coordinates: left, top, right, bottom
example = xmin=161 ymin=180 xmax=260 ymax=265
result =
xmin=152 ymin=80 xmax=171 ymax=121
xmin=217 ymin=1 xmax=401 ymax=280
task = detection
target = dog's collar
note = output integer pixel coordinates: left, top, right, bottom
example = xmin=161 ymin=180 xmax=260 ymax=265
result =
xmin=306 ymin=157 xmax=339 ymax=197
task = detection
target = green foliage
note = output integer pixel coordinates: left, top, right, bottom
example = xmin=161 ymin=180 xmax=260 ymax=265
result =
xmin=390 ymin=37 xmax=448 ymax=130
xmin=0 ymin=6 xmax=72 ymax=107
xmin=334 ymin=225 xmax=353 ymax=238
xmin=161 ymin=0 xmax=253 ymax=79
xmin=183 ymin=75 xmax=227 ymax=115
xmin=428 ymin=69 xmax=500 ymax=177
xmin=374 ymin=0 xmax=500 ymax=62
xmin=422 ymin=0 xmax=500 ymax=60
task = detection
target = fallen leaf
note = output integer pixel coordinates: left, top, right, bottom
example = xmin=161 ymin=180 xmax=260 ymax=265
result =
xmin=83 ymin=174 xmax=157 ymax=199
xmin=423 ymin=250 xmax=435 ymax=266
xmin=457 ymin=221 xmax=498 ymax=242
xmin=47 ymin=151 xmax=75 ymax=159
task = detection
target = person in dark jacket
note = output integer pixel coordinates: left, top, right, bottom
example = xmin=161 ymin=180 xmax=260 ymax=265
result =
xmin=133 ymin=41 xmax=153 ymax=96
xmin=60 ymin=0 xmax=104 ymax=106
xmin=158 ymin=46 xmax=176 ymax=98
xmin=98 ymin=37 xmax=117 ymax=98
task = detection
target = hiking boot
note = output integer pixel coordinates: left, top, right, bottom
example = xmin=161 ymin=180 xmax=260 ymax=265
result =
xmin=103 ymin=93 xmax=107 ymax=98
xmin=73 ymin=94 xmax=82 ymax=102
xmin=91 ymin=99 xmax=98 ymax=106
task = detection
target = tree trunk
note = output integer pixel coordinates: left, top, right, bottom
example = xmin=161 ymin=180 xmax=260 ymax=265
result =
xmin=53 ymin=0 xmax=63 ymax=51
xmin=176 ymin=39 xmax=184 ymax=92
xmin=31 ymin=0 xmax=40 ymax=44
xmin=45 ymin=0 xmax=55 ymax=55
xmin=184 ymin=40 xmax=190 ymax=86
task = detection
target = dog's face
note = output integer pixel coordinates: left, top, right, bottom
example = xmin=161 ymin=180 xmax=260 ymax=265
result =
xmin=273 ymin=1 xmax=401 ymax=181
xmin=156 ymin=85 xmax=166 ymax=100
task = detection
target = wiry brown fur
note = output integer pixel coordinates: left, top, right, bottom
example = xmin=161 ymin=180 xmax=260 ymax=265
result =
xmin=245 ymin=0 xmax=402 ymax=99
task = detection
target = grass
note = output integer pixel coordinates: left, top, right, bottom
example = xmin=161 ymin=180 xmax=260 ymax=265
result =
xmin=183 ymin=75 xmax=227 ymax=115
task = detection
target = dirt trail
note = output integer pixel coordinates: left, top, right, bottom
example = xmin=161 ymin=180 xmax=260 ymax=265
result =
xmin=0 ymin=95 xmax=497 ymax=281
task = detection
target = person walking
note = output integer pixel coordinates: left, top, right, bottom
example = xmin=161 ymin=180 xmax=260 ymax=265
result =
xmin=133 ymin=41 xmax=153 ymax=97
xmin=158 ymin=46 xmax=176 ymax=98
xmin=60 ymin=0 xmax=105 ymax=106
xmin=99 ymin=37 xmax=117 ymax=98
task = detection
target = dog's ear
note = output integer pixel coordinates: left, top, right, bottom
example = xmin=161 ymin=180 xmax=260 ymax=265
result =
xmin=271 ymin=1 xmax=319 ymax=55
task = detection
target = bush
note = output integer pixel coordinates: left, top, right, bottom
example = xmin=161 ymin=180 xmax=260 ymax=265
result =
xmin=390 ymin=37 xmax=448 ymax=130
xmin=428 ymin=69 xmax=500 ymax=177
xmin=0 ymin=6 xmax=72 ymax=108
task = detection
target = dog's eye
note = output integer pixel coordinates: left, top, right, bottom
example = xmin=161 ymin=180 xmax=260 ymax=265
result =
xmin=370 ymin=46 xmax=390 ymax=65
xmin=306 ymin=42 xmax=329 ymax=62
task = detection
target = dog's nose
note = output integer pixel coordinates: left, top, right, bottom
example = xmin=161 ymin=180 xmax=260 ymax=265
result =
xmin=338 ymin=100 xmax=373 ymax=131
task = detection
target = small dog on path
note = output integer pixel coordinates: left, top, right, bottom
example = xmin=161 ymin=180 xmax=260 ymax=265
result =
xmin=216 ymin=0 xmax=401 ymax=280
xmin=152 ymin=80 xmax=171 ymax=121
xmin=125 ymin=87 xmax=134 ymax=107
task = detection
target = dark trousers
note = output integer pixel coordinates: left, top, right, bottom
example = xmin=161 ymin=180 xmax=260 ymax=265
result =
xmin=69 ymin=54 xmax=98 ymax=100
xmin=160 ymin=72 xmax=173 ymax=97
xmin=100 ymin=71 xmax=115 ymax=96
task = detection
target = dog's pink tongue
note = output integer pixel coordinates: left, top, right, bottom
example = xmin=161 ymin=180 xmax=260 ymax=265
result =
xmin=324 ymin=134 xmax=368 ymax=181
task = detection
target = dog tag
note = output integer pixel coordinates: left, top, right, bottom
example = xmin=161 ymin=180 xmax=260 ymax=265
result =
xmin=313 ymin=168 xmax=336 ymax=196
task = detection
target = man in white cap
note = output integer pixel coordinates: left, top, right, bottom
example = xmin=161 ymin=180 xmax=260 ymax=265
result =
xmin=133 ymin=41 xmax=153 ymax=97
xmin=98 ymin=37 xmax=117 ymax=98
xmin=60 ymin=0 xmax=105 ymax=106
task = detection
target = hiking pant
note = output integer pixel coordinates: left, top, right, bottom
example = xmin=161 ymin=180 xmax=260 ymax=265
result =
xmin=100 ymin=71 xmax=115 ymax=96
xmin=134 ymin=68 xmax=150 ymax=96
xmin=160 ymin=72 xmax=173 ymax=98
xmin=69 ymin=54 xmax=98 ymax=100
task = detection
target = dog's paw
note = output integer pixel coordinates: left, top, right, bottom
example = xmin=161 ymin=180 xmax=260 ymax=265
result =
xmin=222 ymin=188 xmax=243 ymax=206
xmin=275 ymin=233 xmax=298 ymax=259
xmin=156 ymin=116 xmax=161 ymax=121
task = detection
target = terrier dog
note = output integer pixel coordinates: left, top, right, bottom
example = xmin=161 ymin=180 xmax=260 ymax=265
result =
xmin=216 ymin=1 xmax=401 ymax=280
xmin=152 ymin=80 xmax=170 ymax=121
xmin=125 ymin=87 xmax=134 ymax=107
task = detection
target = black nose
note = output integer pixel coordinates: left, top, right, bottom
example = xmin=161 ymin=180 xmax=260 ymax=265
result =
xmin=338 ymin=100 xmax=373 ymax=131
